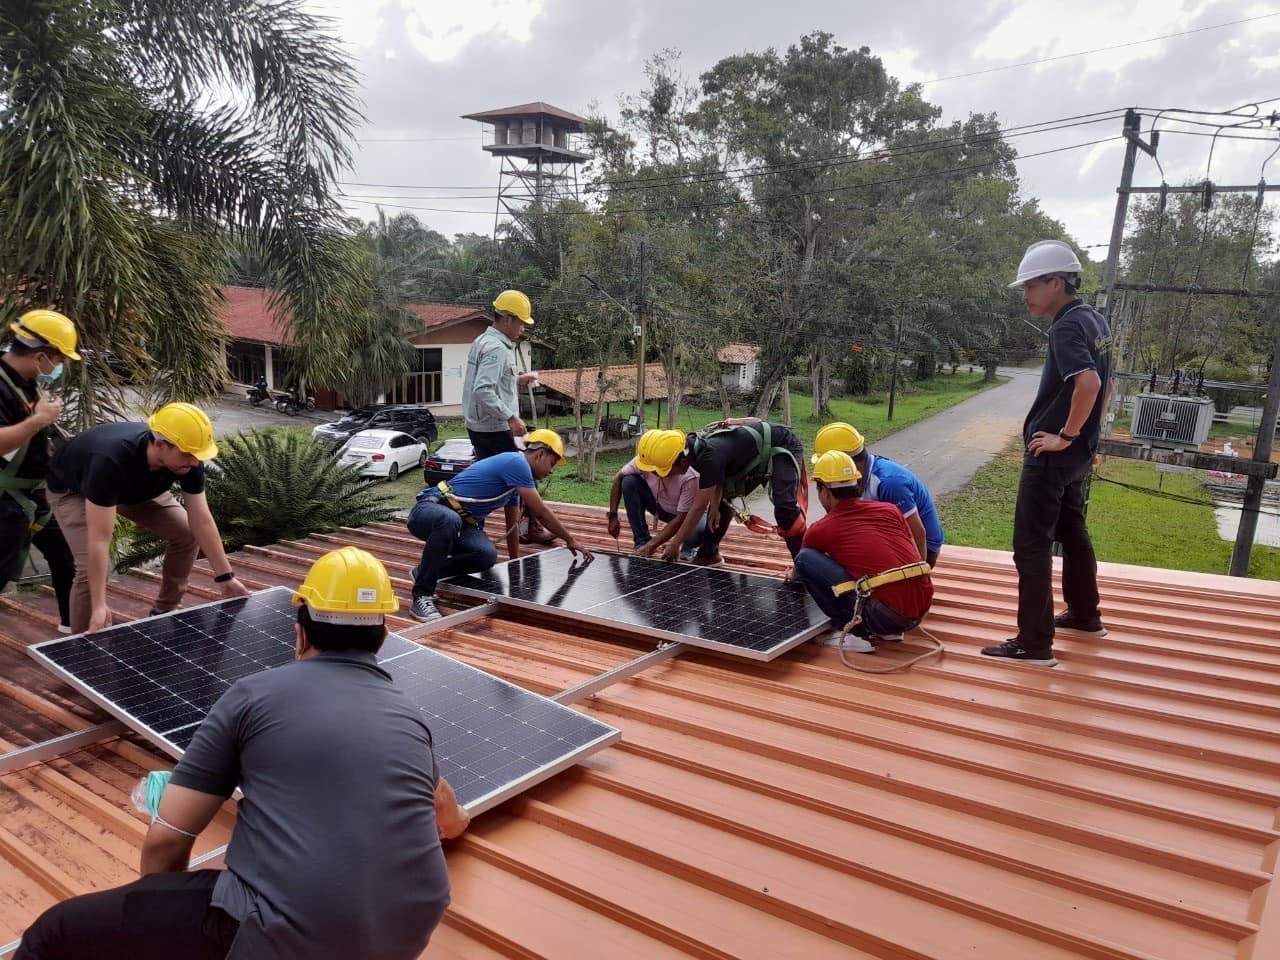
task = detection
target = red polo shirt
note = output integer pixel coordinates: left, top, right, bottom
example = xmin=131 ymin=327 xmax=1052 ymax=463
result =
xmin=802 ymin=498 xmax=933 ymax=618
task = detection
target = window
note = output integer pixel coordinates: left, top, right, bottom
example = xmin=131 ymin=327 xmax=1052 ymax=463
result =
xmin=388 ymin=348 xmax=443 ymax=404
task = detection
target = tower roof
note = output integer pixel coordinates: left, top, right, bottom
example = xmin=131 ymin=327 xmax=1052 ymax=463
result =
xmin=462 ymin=101 xmax=587 ymax=130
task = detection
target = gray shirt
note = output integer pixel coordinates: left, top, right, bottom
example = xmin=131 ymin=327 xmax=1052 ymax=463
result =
xmin=170 ymin=651 xmax=450 ymax=960
xmin=462 ymin=325 xmax=519 ymax=432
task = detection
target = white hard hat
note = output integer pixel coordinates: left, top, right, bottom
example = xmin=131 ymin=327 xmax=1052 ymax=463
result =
xmin=1009 ymin=240 xmax=1083 ymax=288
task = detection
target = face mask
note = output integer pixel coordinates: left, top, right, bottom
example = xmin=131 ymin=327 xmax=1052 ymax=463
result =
xmin=36 ymin=356 xmax=64 ymax=387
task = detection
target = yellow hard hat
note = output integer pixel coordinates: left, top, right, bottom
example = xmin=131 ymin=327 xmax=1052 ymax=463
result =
xmin=147 ymin=402 xmax=219 ymax=461
xmin=812 ymin=421 xmax=865 ymax=462
xmin=524 ymin=428 xmax=566 ymax=464
xmin=812 ymin=450 xmax=862 ymax=487
xmin=292 ymin=546 xmax=398 ymax=623
xmin=10 ymin=309 xmax=81 ymax=361
xmin=634 ymin=429 xmax=687 ymax=477
xmin=492 ymin=289 xmax=534 ymax=325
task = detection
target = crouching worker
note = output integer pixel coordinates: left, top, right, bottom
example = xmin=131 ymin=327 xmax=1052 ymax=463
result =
xmin=608 ymin=429 xmax=709 ymax=560
xmin=407 ymin=429 xmax=592 ymax=621
xmin=15 ymin=547 xmax=470 ymax=960
xmin=794 ymin=451 xmax=934 ymax=653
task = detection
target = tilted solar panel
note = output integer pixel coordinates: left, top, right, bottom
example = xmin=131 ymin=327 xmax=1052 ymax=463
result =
xmin=441 ymin=547 xmax=828 ymax=660
xmin=29 ymin=588 xmax=619 ymax=813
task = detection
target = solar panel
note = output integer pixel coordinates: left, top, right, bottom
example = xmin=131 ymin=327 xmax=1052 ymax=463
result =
xmin=29 ymin=587 xmax=620 ymax=813
xmin=441 ymin=548 xmax=828 ymax=660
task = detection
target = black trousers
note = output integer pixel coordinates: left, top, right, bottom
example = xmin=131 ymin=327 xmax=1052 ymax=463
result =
xmin=1012 ymin=458 xmax=1101 ymax=653
xmin=16 ymin=869 xmax=239 ymax=960
xmin=702 ymin=426 xmax=807 ymax=560
xmin=0 ymin=498 xmax=74 ymax=627
xmin=467 ymin=428 xmax=518 ymax=460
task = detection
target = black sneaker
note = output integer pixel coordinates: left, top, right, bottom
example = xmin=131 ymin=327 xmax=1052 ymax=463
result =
xmin=410 ymin=594 xmax=442 ymax=622
xmin=1053 ymin=610 xmax=1108 ymax=637
xmin=148 ymin=606 xmax=176 ymax=617
xmin=691 ymin=550 xmax=724 ymax=567
xmin=980 ymin=639 xmax=1057 ymax=667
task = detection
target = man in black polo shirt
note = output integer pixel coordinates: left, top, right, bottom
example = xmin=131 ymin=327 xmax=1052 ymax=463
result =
xmin=982 ymin=240 xmax=1112 ymax=667
xmin=46 ymin=403 xmax=248 ymax=633
xmin=0 ymin=311 xmax=79 ymax=633
xmin=15 ymin=547 xmax=468 ymax=959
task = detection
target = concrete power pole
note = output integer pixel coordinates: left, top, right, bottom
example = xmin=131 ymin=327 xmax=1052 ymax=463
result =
xmin=1229 ymin=316 xmax=1280 ymax=576
xmin=634 ymin=240 xmax=647 ymax=433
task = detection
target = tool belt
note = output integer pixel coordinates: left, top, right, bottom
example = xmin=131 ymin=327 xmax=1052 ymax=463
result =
xmin=433 ymin=481 xmax=517 ymax=529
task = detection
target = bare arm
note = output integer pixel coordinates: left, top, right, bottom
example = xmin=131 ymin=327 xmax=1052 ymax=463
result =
xmin=183 ymin=493 xmax=249 ymax=597
xmin=85 ymin=501 xmax=118 ymax=631
xmin=657 ymin=486 xmax=718 ymax=562
xmin=0 ymin=394 xmax=60 ymax=453
xmin=519 ymin=487 xmax=592 ymax=558
xmin=646 ymin=510 xmax=688 ymax=550
xmin=905 ymin=511 xmax=927 ymax=562
xmin=606 ymin=474 xmax=623 ymax=539
xmin=1064 ymin=369 xmax=1102 ymax=436
xmin=140 ymin=783 xmax=225 ymax=874
xmin=504 ymin=504 xmax=520 ymax=559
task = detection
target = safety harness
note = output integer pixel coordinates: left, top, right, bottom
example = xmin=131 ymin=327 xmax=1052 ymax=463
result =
xmin=690 ymin=421 xmax=809 ymax=539
xmin=432 ymin=481 xmax=516 ymax=528
xmin=830 ymin=560 xmax=944 ymax=674
xmin=0 ymin=362 xmax=52 ymax=539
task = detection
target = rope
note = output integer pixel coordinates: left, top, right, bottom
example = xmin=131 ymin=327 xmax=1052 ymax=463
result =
xmin=836 ymin=625 xmax=946 ymax=674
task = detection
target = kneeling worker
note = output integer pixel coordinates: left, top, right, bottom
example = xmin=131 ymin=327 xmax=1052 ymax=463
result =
xmin=407 ymin=429 xmax=592 ymax=621
xmin=812 ymin=421 xmax=943 ymax=566
xmin=46 ymin=403 xmax=248 ymax=633
xmin=638 ymin=418 xmax=807 ymax=566
xmin=795 ymin=451 xmax=933 ymax=652
xmin=608 ymin=429 xmax=708 ymax=560
xmin=15 ymin=547 xmax=469 ymax=959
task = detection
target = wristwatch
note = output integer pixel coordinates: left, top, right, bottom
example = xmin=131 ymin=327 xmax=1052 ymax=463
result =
xmin=1058 ymin=428 xmax=1079 ymax=441
xmin=213 ymin=571 xmax=235 ymax=583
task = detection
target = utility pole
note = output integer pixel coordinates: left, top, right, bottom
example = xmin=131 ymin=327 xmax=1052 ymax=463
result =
xmin=634 ymin=240 xmax=647 ymax=433
xmin=1229 ymin=316 xmax=1280 ymax=576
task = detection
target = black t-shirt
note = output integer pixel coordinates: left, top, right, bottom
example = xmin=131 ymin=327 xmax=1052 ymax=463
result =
xmin=0 ymin=356 xmax=49 ymax=482
xmin=691 ymin=425 xmax=772 ymax=489
xmin=1023 ymin=299 xmax=1113 ymax=468
xmin=47 ymin=421 xmax=206 ymax=506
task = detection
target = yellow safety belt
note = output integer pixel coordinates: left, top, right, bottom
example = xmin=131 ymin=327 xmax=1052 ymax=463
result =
xmin=832 ymin=561 xmax=932 ymax=599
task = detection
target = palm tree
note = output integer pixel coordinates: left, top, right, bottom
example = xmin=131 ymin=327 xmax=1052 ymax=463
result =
xmin=0 ymin=0 xmax=364 ymax=419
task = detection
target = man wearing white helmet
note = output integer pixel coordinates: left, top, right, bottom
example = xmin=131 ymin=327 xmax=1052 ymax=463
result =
xmin=982 ymin=240 xmax=1112 ymax=667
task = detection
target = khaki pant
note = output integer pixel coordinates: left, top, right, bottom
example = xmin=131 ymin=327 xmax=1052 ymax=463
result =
xmin=48 ymin=490 xmax=199 ymax=633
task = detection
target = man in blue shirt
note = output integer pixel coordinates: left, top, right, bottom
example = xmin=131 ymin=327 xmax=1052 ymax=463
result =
xmin=406 ymin=429 xmax=592 ymax=621
xmin=812 ymin=421 xmax=944 ymax=567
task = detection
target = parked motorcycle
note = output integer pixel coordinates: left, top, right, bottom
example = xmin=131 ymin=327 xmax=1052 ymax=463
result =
xmin=246 ymin=378 xmax=271 ymax=406
xmin=273 ymin=388 xmax=317 ymax=416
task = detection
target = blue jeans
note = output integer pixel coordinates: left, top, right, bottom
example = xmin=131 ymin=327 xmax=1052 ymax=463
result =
xmin=407 ymin=499 xmax=498 ymax=597
xmin=620 ymin=473 xmax=707 ymax=549
xmin=793 ymin=547 xmax=920 ymax=637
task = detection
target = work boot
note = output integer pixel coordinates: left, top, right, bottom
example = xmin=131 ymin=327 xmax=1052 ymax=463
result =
xmin=148 ymin=605 xmax=177 ymax=618
xmin=690 ymin=550 xmax=724 ymax=567
xmin=1053 ymin=610 xmax=1108 ymax=637
xmin=980 ymin=638 xmax=1057 ymax=667
xmin=410 ymin=594 xmax=442 ymax=622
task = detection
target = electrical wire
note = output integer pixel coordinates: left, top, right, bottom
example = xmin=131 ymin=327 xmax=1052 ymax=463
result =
xmin=1091 ymin=471 xmax=1280 ymax=519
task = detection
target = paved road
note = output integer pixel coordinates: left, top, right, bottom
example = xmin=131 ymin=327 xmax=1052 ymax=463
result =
xmin=747 ymin=366 xmax=1041 ymax=522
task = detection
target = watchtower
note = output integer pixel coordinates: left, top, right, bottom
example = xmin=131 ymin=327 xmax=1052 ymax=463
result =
xmin=462 ymin=101 xmax=590 ymax=235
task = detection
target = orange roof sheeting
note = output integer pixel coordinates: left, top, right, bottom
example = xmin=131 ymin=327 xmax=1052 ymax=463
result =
xmin=1 ymin=507 xmax=1279 ymax=958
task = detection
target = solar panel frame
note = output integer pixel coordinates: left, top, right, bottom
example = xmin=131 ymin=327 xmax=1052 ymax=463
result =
xmin=29 ymin=587 xmax=621 ymax=813
xmin=441 ymin=548 xmax=828 ymax=661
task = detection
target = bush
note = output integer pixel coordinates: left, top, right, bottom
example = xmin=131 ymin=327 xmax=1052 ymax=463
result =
xmin=115 ymin=429 xmax=398 ymax=569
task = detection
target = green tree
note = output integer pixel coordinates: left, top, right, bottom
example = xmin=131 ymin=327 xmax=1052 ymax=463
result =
xmin=1 ymin=0 xmax=362 ymax=419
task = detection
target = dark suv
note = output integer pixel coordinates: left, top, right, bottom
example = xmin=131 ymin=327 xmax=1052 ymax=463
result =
xmin=311 ymin=404 xmax=438 ymax=446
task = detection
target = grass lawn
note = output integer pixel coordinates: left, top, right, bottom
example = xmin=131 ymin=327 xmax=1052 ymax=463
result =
xmin=380 ymin=372 xmax=1005 ymax=510
xmin=938 ymin=444 xmax=1280 ymax=579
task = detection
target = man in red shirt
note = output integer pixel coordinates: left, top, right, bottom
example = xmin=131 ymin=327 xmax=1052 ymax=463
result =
xmin=795 ymin=451 xmax=933 ymax=652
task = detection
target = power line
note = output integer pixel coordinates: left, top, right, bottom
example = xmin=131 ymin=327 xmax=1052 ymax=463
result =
xmin=919 ymin=12 xmax=1280 ymax=85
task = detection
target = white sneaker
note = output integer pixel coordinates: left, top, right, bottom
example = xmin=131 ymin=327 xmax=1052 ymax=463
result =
xmin=57 ymin=624 xmax=73 ymax=635
xmin=819 ymin=630 xmax=874 ymax=652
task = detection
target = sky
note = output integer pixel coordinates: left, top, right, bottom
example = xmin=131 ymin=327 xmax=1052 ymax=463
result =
xmin=303 ymin=0 xmax=1280 ymax=265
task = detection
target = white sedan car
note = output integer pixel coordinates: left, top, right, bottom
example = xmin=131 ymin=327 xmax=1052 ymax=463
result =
xmin=338 ymin=429 xmax=427 ymax=480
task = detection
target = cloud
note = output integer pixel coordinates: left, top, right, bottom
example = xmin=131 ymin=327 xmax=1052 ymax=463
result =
xmin=310 ymin=0 xmax=1280 ymax=257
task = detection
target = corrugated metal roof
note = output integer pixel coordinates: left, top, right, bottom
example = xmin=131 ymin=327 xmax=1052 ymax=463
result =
xmin=717 ymin=342 xmax=761 ymax=365
xmin=536 ymin=363 xmax=673 ymax=404
xmin=1 ymin=505 xmax=1279 ymax=958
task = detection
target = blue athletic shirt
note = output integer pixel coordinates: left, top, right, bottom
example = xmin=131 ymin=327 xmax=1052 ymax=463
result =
xmin=864 ymin=453 xmax=944 ymax=553
xmin=417 ymin=450 xmax=533 ymax=522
